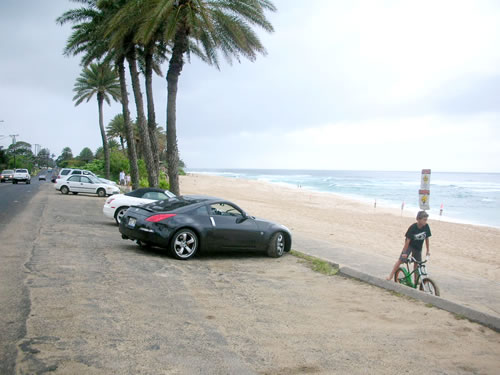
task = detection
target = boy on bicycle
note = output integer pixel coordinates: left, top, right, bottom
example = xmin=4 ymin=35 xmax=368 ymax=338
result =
xmin=387 ymin=211 xmax=431 ymax=282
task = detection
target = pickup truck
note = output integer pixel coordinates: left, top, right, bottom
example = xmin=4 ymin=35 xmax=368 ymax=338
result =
xmin=13 ymin=169 xmax=31 ymax=184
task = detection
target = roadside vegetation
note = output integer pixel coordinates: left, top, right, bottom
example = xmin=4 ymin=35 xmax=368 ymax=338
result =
xmin=290 ymin=250 xmax=339 ymax=276
xmin=56 ymin=0 xmax=276 ymax=193
xmin=0 ymin=143 xmax=54 ymax=172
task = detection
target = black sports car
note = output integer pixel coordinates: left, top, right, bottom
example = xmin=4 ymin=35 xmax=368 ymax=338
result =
xmin=119 ymin=195 xmax=292 ymax=260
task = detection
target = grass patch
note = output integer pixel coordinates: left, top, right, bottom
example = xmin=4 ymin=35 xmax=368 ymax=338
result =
xmin=454 ymin=313 xmax=467 ymax=321
xmin=290 ymin=250 xmax=339 ymax=276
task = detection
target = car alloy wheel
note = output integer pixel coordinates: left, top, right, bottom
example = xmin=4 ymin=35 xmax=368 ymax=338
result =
xmin=171 ymin=229 xmax=198 ymax=260
xmin=61 ymin=186 xmax=69 ymax=194
xmin=97 ymin=189 xmax=106 ymax=197
xmin=115 ymin=207 xmax=129 ymax=225
xmin=276 ymin=233 xmax=285 ymax=256
xmin=267 ymin=232 xmax=286 ymax=258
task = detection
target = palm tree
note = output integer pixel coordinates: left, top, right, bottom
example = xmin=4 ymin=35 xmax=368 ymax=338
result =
xmin=105 ymin=2 xmax=168 ymax=187
xmin=73 ymin=62 xmax=121 ymax=179
xmin=125 ymin=46 xmax=159 ymax=187
xmin=127 ymin=0 xmax=276 ymax=195
xmin=107 ymin=114 xmax=127 ymax=152
xmin=57 ymin=0 xmax=141 ymax=189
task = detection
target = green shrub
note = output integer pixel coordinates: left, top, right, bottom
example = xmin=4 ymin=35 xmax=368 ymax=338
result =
xmin=83 ymin=159 xmax=105 ymax=176
xmin=109 ymin=150 xmax=129 ymax=180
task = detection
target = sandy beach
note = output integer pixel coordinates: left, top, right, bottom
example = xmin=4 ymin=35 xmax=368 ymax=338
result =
xmin=181 ymin=174 xmax=500 ymax=283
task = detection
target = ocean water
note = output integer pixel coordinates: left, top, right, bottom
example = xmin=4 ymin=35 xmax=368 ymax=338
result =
xmin=188 ymin=169 xmax=500 ymax=228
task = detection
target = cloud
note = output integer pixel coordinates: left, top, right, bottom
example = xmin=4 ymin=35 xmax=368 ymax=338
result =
xmin=182 ymin=112 xmax=500 ymax=172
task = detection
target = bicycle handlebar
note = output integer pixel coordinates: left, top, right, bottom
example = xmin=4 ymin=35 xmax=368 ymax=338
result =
xmin=408 ymin=255 xmax=430 ymax=264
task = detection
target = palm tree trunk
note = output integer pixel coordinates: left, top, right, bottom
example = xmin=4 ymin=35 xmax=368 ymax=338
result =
xmin=126 ymin=48 xmax=158 ymax=187
xmin=166 ymin=24 xmax=189 ymax=195
xmin=145 ymin=46 xmax=160 ymax=182
xmin=119 ymin=135 xmax=125 ymax=154
xmin=97 ymin=93 xmax=110 ymax=179
xmin=117 ymin=57 xmax=139 ymax=189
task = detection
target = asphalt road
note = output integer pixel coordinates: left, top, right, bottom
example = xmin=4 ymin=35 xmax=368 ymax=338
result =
xmin=0 ymin=169 xmax=54 ymax=228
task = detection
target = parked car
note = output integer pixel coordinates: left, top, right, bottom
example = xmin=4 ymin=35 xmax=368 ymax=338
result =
xmin=0 ymin=169 xmax=15 ymax=183
xmin=13 ymin=169 xmax=31 ymax=184
xmin=39 ymin=173 xmax=46 ymax=181
xmin=56 ymin=168 xmax=118 ymax=186
xmin=104 ymin=188 xmax=176 ymax=225
xmin=119 ymin=196 xmax=292 ymax=260
xmin=56 ymin=168 xmax=73 ymax=180
xmin=55 ymin=175 xmax=120 ymax=197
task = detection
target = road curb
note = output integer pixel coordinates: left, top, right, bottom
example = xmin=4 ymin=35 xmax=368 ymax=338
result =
xmin=290 ymin=250 xmax=500 ymax=333
xmin=339 ymin=267 xmax=500 ymax=333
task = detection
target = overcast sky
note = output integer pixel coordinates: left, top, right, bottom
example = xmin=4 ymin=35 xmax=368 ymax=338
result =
xmin=1 ymin=0 xmax=499 ymax=172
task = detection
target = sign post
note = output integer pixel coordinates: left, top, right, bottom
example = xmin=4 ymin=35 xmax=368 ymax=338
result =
xmin=419 ymin=169 xmax=431 ymax=210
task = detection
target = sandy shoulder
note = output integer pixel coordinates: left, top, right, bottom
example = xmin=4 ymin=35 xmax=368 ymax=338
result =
xmin=180 ymin=174 xmax=500 ymax=282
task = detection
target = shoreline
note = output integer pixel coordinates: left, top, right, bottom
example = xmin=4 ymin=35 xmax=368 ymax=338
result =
xmin=180 ymin=173 xmax=500 ymax=284
xmin=186 ymin=172 xmax=499 ymax=230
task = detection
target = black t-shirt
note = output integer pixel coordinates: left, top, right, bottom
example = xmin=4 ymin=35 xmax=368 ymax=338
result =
xmin=405 ymin=223 xmax=431 ymax=252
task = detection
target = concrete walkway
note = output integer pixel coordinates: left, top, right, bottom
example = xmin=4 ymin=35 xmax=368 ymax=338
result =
xmin=293 ymin=234 xmax=500 ymax=319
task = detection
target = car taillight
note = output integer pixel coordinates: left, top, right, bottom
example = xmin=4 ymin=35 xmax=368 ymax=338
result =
xmin=146 ymin=214 xmax=176 ymax=223
xmin=58 ymin=175 xmax=61 ymax=179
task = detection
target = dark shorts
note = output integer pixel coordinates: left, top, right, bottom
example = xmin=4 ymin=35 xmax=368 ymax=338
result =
xmin=400 ymin=247 xmax=422 ymax=262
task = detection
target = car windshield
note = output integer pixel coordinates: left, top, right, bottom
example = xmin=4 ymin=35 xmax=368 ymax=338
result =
xmin=164 ymin=190 xmax=176 ymax=198
xmin=145 ymin=197 xmax=204 ymax=212
xmin=88 ymin=176 xmax=101 ymax=184
xmin=15 ymin=169 xmax=27 ymax=173
xmin=2 ymin=170 xmax=14 ymax=174
xmin=125 ymin=188 xmax=175 ymax=198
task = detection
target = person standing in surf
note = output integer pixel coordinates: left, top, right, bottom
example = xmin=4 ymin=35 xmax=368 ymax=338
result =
xmin=387 ymin=211 xmax=431 ymax=282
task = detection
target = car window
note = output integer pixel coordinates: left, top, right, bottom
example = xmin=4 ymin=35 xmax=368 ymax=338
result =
xmin=16 ymin=169 xmax=27 ymax=173
xmin=68 ymin=176 xmax=80 ymax=182
xmin=71 ymin=170 xmax=82 ymax=175
xmin=61 ymin=170 xmax=71 ymax=175
xmin=209 ymin=203 xmax=243 ymax=217
xmin=80 ymin=176 xmax=92 ymax=183
xmin=146 ymin=197 xmax=203 ymax=212
xmin=193 ymin=206 xmax=209 ymax=216
xmin=142 ymin=192 xmax=169 ymax=200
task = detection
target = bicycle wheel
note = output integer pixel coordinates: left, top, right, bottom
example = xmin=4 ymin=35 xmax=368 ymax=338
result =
xmin=394 ymin=268 xmax=409 ymax=286
xmin=419 ymin=278 xmax=440 ymax=296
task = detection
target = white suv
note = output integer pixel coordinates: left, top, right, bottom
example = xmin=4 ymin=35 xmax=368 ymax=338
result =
xmin=57 ymin=168 xmax=96 ymax=180
xmin=56 ymin=168 xmax=117 ymax=186
xmin=13 ymin=169 xmax=31 ymax=184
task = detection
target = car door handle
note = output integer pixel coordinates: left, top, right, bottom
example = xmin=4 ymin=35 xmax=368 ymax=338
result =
xmin=210 ymin=217 xmax=216 ymax=227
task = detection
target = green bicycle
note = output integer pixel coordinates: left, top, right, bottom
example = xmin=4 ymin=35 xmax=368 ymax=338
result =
xmin=394 ymin=255 xmax=440 ymax=296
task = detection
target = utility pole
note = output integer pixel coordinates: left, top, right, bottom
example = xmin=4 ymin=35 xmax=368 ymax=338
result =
xmin=9 ymin=134 xmax=19 ymax=169
xmin=33 ymin=144 xmax=41 ymax=166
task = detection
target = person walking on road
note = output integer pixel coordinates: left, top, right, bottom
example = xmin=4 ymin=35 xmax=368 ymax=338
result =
xmin=386 ymin=211 xmax=432 ymax=282
xmin=119 ymin=170 xmax=125 ymax=186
